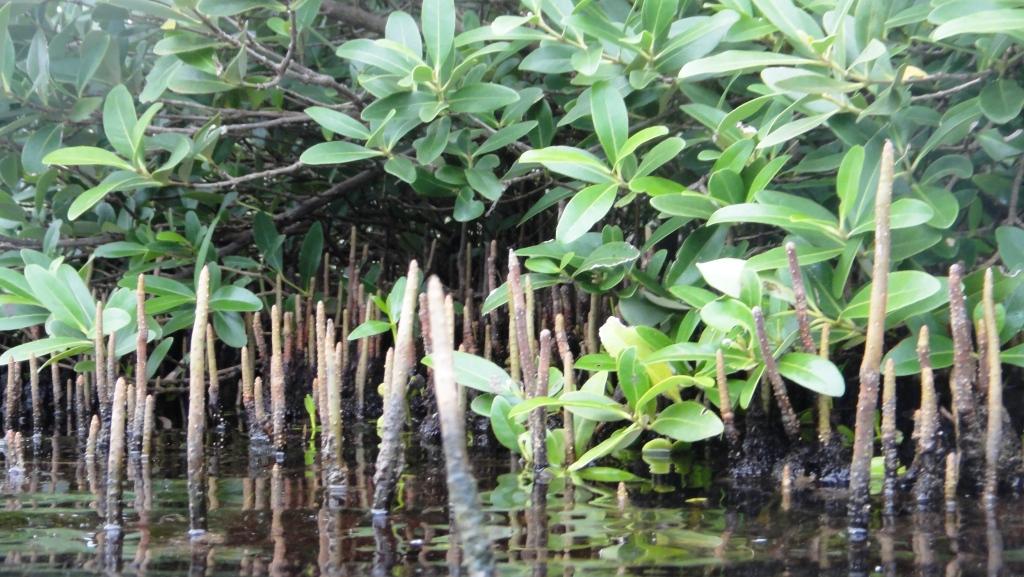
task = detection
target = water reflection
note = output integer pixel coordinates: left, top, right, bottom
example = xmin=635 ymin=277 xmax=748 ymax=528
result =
xmin=0 ymin=431 xmax=1020 ymax=576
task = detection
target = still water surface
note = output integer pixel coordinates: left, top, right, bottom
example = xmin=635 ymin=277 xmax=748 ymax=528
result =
xmin=0 ymin=428 xmax=1020 ymax=576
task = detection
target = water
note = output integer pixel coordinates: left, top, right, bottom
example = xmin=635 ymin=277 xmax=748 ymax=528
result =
xmin=0 ymin=428 xmax=1022 ymax=576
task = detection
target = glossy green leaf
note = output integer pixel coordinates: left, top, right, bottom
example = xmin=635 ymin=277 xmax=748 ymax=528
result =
xmin=556 ymin=183 xmax=618 ymax=243
xmin=423 ymin=351 xmax=518 ymax=396
xmin=841 ymin=271 xmax=942 ymax=319
xmin=519 ymin=146 xmax=615 ymax=184
xmin=305 ymin=107 xmax=370 ymax=140
xmin=102 ymin=85 xmax=137 ymax=159
xmin=448 ymin=83 xmax=520 ymax=113
xmin=422 ymin=0 xmax=455 ymax=69
xmin=776 ymin=353 xmax=845 ymax=396
xmin=678 ymin=51 xmax=816 ymax=80
xmin=209 ymin=286 xmax=262 ymax=312
xmin=980 ymin=79 xmax=1024 ymax=124
xmin=43 ymin=147 xmax=134 ymax=171
xmin=348 ymin=319 xmax=392 ymax=340
xmin=574 ymin=242 xmax=640 ymax=275
xmin=590 ymin=81 xmax=628 ymax=164
xmin=931 ymin=9 xmax=1024 ymax=40
xmin=300 ymin=142 xmax=384 ymax=165
xmin=650 ymin=401 xmax=724 ymax=442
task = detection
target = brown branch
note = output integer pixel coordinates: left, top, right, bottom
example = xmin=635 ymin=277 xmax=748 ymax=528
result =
xmin=219 ymin=168 xmax=379 ymax=255
xmin=187 ymin=160 xmax=306 ymax=190
xmin=321 ymin=0 xmax=387 ymax=34
xmin=0 ymin=233 xmax=120 ymax=251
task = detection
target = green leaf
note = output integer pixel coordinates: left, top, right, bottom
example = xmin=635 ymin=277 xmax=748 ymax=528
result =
xmin=209 ymin=286 xmax=263 ymax=312
xmin=616 ymin=347 xmax=650 ymax=411
xmin=454 ymin=187 xmax=484 ymax=221
xmin=848 ymin=198 xmax=935 ymax=236
xmin=132 ymin=275 xmax=195 ymax=299
xmin=646 ymin=342 xmax=751 ymax=366
xmin=695 ymin=258 xmax=749 ymax=299
xmin=43 ymin=147 xmax=134 ymax=171
xmin=590 ymin=81 xmax=628 ymax=164
xmin=305 ymin=107 xmax=370 ymax=140
xmin=298 ymin=222 xmax=324 ymax=284
xmin=997 ymin=226 xmax=1024 ymax=271
xmin=617 ymin=126 xmax=668 ymax=163
xmin=196 ymin=0 xmax=285 ymax=17
xmin=386 ymin=11 xmax=423 ymax=57
xmin=448 ymin=83 xmax=520 ymax=113
xmin=575 ymin=242 xmax=640 ymax=275
xmin=1003 ymin=342 xmax=1024 ymax=368
xmin=422 ymin=0 xmax=455 ymax=69
xmin=575 ymin=466 xmax=643 ymax=483
xmin=757 ymin=111 xmax=836 ymax=149
xmin=980 ymin=80 xmax=1024 ymax=124
xmin=650 ymin=401 xmax=724 ymax=442
xmin=678 ymin=51 xmax=816 ymax=80
xmin=776 ymin=353 xmax=845 ymax=396
xmin=102 ymin=85 xmax=137 ymax=159
xmin=141 ymin=55 xmax=184 ymax=103
xmin=300 ymin=142 xmax=384 ymax=165
xmin=707 ymin=203 xmax=842 ymax=241
xmin=423 ymin=351 xmax=517 ymax=396
xmin=24 ymin=264 xmax=91 ymax=333
xmin=77 ymin=31 xmax=110 ymax=94
xmin=556 ymin=183 xmax=618 ymax=243
xmin=509 ymin=391 xmax=632 ymax=422
xmin=519 ymin=146 xmax=614 ymax=184
xmin=0 ymin=312 xmax=48 ymax=331
xmin=213 ymin=311 xmax=247 ymax=348
xmin=836 ymin=145 xmax=864 ymax=229
xmin=883 ymin=333 xmax=954 ymax=376
xmin=772 ymin=72 xmax=862 ymax=93
xmin=478 ymin=121 xmax=537 ymax=156
xmin=747 ymin=243 xmax=844 ymax=271
xmin=751 ymin=0 xmax=823 ymax=54
xmin=641 ymin=0 xmax=679 ymax=42
xmin=649 ymin=189 xmax=719 ymax=219
xmin=490 ymin=396 xmax=525 ymax=451
xmin=21 ymin=125 xmax=63 ymax=175
xmin=94 ymin=241 xmax=148 ymax=258
xmin=633 ymin=137 xmax=686 ymax=178
xmin=0 ymin=337 xmax=91 ymax=364
xmin=569 ymin=423 xmax=642 ymax=471
xmin=336 ymin=39 xmax=419 ymax=75
xmin=700 ymin=298 xmax=754 ymax=332
xmin=841 ymin=270 xmax=942 ymax=319
xmin=931 ymin=9 xmax=1024 ymax=40
xmin=68 ymin=171 xmax=154 ymax=221
xmin=168 ymin=66 xmax=234 ymax=94
xmin=481 ymin=273 xmax=561 ymax=315
xmin=348 ymin=319 xmax=392 ymax=340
